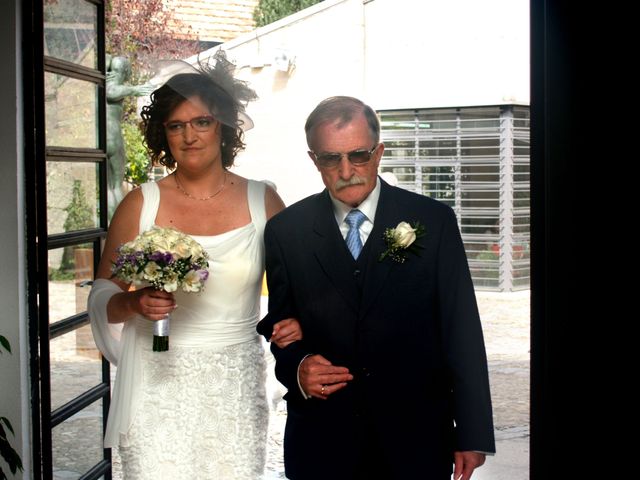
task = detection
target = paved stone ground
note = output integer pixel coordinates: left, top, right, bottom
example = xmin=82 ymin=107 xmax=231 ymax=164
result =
xmin=474 ymin=290 xmax=530 ymax=480
xmin=49 ymin=285 xmax=529 ymax=479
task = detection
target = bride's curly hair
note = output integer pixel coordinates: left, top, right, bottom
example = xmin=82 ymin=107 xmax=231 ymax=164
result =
xmin=141 ymin=73 xmax=247 ymax=170
xmin=141 ymin=51 xmax=257 ymax=170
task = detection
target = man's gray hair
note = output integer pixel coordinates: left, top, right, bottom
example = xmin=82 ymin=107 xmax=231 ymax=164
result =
xmin=304 ymin=96 xmax=380 ymax=149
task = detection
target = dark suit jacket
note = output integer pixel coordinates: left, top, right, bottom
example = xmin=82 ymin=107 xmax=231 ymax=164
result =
xmin=257 ymin=179 xmax=495 ymax=479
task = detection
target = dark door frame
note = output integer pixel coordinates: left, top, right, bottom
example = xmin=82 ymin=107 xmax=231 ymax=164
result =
xmin=22 ymin=0 xmax=111 ymax=478
xmin=530 ymin=1 xmax=585 ymax=478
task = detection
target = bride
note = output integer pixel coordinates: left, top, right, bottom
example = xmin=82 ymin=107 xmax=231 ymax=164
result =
xmin=88 ymin=51 xmax=300 ymax=479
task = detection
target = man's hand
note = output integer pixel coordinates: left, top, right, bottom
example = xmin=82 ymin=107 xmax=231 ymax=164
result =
xmin=299 ymin=354 xmax=353 ymax=399
xmin=271 ymin=318 xmax=303 ymax=348
xmin=453 ymin=451 xmax=486 ymax=480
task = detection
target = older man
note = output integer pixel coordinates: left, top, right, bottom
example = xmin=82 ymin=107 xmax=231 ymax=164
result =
xmin=258 ymin=96 xmax=495 ymax=480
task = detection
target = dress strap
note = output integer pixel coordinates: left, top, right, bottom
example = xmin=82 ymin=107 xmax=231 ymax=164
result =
xmin=139 ymin=182 xmax=160 ymax=234
xmin=247 ymin=180 xmax=266 ymax=234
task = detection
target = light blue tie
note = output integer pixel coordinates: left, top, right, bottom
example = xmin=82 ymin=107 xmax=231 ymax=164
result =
xmin=345 ymin=209 xmax=366 ymax=259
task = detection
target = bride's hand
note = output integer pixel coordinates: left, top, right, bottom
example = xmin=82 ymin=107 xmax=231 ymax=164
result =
xmin=130 ymin=287 xmax=176 ymax=321
xmin=270 ymin=318 xmax=303 ymax=348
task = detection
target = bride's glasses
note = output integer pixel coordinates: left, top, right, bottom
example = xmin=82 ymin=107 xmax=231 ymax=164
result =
xmin=164 ymin=116 xmax=217 ymax=136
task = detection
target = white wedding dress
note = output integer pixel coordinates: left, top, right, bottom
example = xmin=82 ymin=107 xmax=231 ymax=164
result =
xmin=89 ymin=180 xmax=269 ymax=479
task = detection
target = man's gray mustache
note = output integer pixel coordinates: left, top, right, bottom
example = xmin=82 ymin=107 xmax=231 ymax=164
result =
xmin=334 ymin=176 xmax=366 ymax=190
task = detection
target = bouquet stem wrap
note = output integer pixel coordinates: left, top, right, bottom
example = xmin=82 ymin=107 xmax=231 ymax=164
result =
xmin=153 ymin=314 xmax=171 ymax=352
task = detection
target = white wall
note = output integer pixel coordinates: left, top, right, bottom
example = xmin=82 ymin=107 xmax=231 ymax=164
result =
xmin=0 ymin=0 xmax=30 ymax=477
xmin=218 ymin=0 xmax=368 ymax=205
xmin=364 ymin=0 xmax=530 ymax=109
xmin=197 ymin=0 xmax=529 ymax=206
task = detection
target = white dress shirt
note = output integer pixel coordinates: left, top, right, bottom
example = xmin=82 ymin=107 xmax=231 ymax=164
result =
xmin=330 ymin=176 xmax=381 ymax=245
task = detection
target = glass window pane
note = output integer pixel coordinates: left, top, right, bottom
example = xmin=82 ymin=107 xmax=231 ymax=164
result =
xmin=52 ymin=402 xmax=105 ymax=479
xmin=461 ymin=190 xmax=499 ymax=209
xmin=417 ymin=110 xmax=458 ymax=128
xmin=47 ymin=162 xmax=99 ymax=235
xmin=513 ymin=189 xmax=530 ymax=209
xmin=461 ymin=215 xmax=500 ymax=236
xmin=514 ymin=138 xmax=530 ymax=157
xmin=49 ymin=246 xmax=94 ymax=323
xmin=382 ymin=140 xmax=416 ymax=160
xmin=461 ymin=138 xmax=499 ymax=157
xmin=50 ymin=329 xmax=102 ymax=411
xmin=419 ymin=139 xmax=457 ymax=158
xmin=469 ymin=254 xmax=499 ymax=289
xmin=44 ymin=0 xmax=97 ymax=68
xmin=379 ymin=113 xmax=416 ymax=130
xmin=461 ymin=164 xmax=499 ymax=183
xmin=45 ymin=73 xmax=98 ymax=148
xmin=421 ymin=166 xmax=455 ymax=205
xmin=380 ymin=166 xmax=415 ymax=183
xmin=460 ymin=107 xmax=500 ymax=125
xmin=513 ymin=162 xmax=529 ymax=183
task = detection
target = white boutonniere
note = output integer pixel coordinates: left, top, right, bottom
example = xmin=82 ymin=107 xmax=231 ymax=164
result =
xmin=379 ymin=221 xmax=425 ymax=263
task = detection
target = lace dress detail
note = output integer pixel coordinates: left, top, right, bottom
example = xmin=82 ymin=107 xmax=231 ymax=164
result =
xmin=119 ymin=341 xmax=268 ymax=479
xmin=113 ymin=180 xmax=269 ymax=479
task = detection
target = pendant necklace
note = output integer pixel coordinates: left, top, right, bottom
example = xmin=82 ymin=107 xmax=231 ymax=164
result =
xmin=174 ymin=171 xmax=227 ymax=201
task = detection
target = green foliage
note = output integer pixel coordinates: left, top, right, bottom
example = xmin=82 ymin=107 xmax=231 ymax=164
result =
xmin=48 ymin=269 xmax=75 ymax=281
xmin=106 ymin=0 xmax=200 ymax=84
xmin=474 ymin=250 xmax=499 ymax=282
xmin=55 ymin=180 xmax=94 ymax=276
xmin=254 ymin=0 xmax=323 ymax=27
xmin=123 ymin=120 xmax=150 ymax=186
xmin=107 ymin=0 xmax=197 ymax=188
xmin=476 ymin=250 xmax=499 ymax=262
xmin=63 ymin=180 xmax=94 ymax=233
xmin=0 ymin=337 xmax=23 ymax=479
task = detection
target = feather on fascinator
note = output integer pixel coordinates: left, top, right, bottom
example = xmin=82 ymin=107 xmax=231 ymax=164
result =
xmin=149 ymin=50 xmax=257 ymax=131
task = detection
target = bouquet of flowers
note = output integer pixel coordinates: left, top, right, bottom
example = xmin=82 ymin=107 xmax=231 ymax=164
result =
xmin=111 ymin=226 xmax=210 ymax=351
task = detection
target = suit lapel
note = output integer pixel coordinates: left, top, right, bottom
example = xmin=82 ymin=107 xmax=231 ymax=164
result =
xmin=311 ymin=191 xmax=360 ymax=314
xmin=359 ymin=181 xmax=398 ymax=318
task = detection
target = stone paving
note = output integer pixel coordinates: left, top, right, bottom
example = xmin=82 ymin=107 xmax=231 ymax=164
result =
xmin=475 ymin=290 xmax=530 ymax=480
xmin=49 ymin=284 xmax=530 ymax=479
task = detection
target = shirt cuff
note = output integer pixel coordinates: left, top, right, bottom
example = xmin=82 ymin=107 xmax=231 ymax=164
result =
xmin=297 ymin=353 xmax=313 ymax=399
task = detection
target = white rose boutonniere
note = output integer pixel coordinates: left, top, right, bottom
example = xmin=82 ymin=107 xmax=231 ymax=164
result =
xmin=379 ymin=221 xmax=425 ymax=263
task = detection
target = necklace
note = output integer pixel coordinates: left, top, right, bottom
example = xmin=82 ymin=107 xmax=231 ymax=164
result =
xmin=174 ymin=171 xmax=227 ymax=201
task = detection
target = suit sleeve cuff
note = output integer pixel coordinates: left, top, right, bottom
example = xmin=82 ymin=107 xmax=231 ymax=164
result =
xmin=297 ymin=354 xmax=313 ymax=399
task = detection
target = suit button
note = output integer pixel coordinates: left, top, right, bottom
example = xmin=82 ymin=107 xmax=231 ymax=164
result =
xmin=353 ymin=269 xmax=361 ymax=276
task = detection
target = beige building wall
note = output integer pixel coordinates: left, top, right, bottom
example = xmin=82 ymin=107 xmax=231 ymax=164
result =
xmin=167 ymin=0 xmax=259 ymax=43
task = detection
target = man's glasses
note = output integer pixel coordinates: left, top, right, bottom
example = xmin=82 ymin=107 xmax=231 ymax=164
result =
xmin=310 ymin=144 xmax=378 ymax=168
xmin=163 ymin=116 xmax=216 ymax=136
